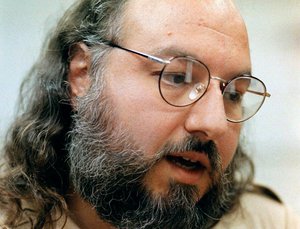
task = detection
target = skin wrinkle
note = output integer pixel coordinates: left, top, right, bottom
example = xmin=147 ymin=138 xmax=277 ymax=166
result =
xmin=186 ymin=21 xmax=237 ymax=42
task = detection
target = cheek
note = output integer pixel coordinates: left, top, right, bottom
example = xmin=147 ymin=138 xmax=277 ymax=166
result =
xmin=219 ymin=124 xmax=241 ymax=170
xmin=106 ymin=71 xmax=183 ymax=154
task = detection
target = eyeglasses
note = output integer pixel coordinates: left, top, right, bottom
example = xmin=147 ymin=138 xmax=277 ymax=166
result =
xmin=104 ymin=41 xmax=271 ymax=123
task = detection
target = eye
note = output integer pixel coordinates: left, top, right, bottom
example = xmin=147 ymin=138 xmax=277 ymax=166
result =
xmin=161 ymin=72 xmax=187 ymax=87
xmin=224 ymin=91 xmax=243 ymax=103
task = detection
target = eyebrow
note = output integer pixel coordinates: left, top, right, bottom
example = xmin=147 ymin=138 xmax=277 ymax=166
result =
xmin=151 ymin=45 xmax=195 ymax=59
xmin=237 ymin=70 xmax=253 ymax=77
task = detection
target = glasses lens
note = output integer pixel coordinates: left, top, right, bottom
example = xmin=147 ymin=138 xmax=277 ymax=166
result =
xmin=223 ymin=76 xmax=267 ymax=122
xmin=159 ymin=57 xmax=210 ymax=107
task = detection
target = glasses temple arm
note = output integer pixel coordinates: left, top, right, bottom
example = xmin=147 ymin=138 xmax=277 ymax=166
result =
xmin=247 ymin=89 xmax=271 ymax=97
xmin=106 ymin=42 xmax=170 ymax=64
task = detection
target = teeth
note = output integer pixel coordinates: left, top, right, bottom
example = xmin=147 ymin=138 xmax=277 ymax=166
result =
xmin=182 ymin=157 xmax=198 ymax=163
xmin=174 ymin=161 xmax=197 ymax=170
xmin=165 ymin=155 xmax=203 ymax=171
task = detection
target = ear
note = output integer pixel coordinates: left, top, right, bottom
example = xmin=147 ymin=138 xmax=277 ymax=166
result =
xmin=67 ymin=42 xmax=91 ymax=102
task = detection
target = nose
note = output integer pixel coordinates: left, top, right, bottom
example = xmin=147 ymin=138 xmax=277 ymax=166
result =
xmin=184 ymin=80 xmax=227 ymax=140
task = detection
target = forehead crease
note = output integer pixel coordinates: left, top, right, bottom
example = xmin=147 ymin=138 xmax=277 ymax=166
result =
xmin=185 ymin=22 xmax=235 ymax=40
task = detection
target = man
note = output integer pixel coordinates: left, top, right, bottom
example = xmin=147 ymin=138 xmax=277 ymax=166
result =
xmin=0 ymin=0 xmax=299 ymax=228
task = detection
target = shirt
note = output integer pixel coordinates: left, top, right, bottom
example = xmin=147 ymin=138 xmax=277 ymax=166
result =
xmin=214 ymin=191 xmax=300 ymax=229
xmin=1 ymin=191 xmax=300 ymax=228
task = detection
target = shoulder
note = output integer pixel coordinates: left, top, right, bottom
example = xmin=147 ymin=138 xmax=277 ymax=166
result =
xmin=214 ymin=186 xmax=300 ymax=229
xmin=0 ymin=203 xmax=79 ymax=229
xmin=0 ymin=212 xmax=80 ymax=229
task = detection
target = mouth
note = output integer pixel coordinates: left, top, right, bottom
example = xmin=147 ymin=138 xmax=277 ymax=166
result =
xmin=162 ymin=152 xmax=211 ymax=186
xmin=165 ymin=155 xmax=205 ymax=171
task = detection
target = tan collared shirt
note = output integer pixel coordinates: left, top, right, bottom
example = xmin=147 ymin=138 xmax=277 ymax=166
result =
xmin=2 ymin=192 xmax=300 ymax=228
xmin=61 ymin=192 xmax=300 ymax=229
xmin=214 ymin=192 xmax=300 ymax=229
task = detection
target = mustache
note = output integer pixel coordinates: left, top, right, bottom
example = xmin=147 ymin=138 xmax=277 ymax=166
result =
xmin=156 ymin=136 xmax=222 ymax=175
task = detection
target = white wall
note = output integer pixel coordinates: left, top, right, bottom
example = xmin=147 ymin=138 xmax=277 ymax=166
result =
xmin=235 ymin=0 xmax=300 ymax=215
xmin=0 ymin=0 xmax=74 ymax=138
xmin=1 ymin=0 xmax=299 ymax=214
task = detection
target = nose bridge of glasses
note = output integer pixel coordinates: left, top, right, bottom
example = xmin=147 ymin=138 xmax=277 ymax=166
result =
xmin=210 ymin=76 xmax=227 ymax=84
xmin=210 ymin=76 xmax=227 ymax=91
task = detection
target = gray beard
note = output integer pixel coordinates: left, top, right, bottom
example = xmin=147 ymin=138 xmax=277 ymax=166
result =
xmin=68 ymin=94 xmax=238 ymax=229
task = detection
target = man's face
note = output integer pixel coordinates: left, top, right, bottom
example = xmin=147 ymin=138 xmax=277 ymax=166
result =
xmin=105 ymin=0 xmax=250 ymax=198
xmin=69 ymin=0 xmax=251 ymax=227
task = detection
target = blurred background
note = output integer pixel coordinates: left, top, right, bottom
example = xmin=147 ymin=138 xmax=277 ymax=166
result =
xmin=0 ymin=0 xmax=299 ymax=214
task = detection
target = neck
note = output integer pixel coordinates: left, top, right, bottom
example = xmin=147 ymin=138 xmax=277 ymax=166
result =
xmin=66 ymin=192 xmax=114 ymax=229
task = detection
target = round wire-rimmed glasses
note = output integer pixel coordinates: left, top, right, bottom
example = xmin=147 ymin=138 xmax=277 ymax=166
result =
xmin=103 ymin=41 xmax=271 ymax=123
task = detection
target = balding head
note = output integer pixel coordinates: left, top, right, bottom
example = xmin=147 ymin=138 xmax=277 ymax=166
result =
xmin=118 ymin=0 xmax=250 ymax=78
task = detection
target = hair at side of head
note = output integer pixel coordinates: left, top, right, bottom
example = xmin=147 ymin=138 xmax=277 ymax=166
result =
xmin=0 ymin=0 xmax=128 ymax=228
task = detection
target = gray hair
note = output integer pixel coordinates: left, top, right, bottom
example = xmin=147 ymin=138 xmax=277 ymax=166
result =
xmin=0 ymin=0 xmax=129 ymax=228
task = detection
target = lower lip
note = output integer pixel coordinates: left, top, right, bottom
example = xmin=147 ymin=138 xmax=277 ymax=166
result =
xmin=165 ymin=158 xmax=208 ymax=185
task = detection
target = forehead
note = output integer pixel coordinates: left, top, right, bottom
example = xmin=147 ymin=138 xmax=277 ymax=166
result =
xmin=121 ymin=0 xmax=250 ymax=76
xmin=123 ymin=0 xmax=245 ymax=37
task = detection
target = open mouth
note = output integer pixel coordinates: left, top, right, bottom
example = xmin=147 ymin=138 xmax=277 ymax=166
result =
xmin=165 ymin=155 xmax=205 ymax=171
